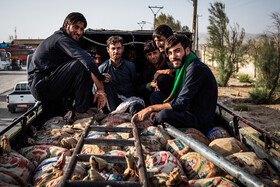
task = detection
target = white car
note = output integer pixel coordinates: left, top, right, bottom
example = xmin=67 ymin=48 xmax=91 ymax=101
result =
xmin=6 ymin=81 xmax=36 ymax=113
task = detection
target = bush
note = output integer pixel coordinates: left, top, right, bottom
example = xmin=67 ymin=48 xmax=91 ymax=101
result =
xmin=233 ymin=104 xmax=249 ymax=111
xmin=238 ymin=74 xmax=251 ymax=83
xmin=249 ymin=88 xmax=271 ymax=104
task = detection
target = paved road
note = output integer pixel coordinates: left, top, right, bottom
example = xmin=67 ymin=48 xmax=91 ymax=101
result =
xmin=0 ymin=66 xmax=28 ymax=134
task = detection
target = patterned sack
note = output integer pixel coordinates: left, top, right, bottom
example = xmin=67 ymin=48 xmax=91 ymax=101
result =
xmin=81 ymin=144 xmax=105 ymax=155
xmin=166 ymin=138 xmax=192 ymax=159
xmin=18 ymin=145 xmax=71 ymax=166
xmin=103 ymin=150 xmax=127 ymax=175
xmin=141 ymin=136 xmax=163 ymax=152
xmin=182 ymin=128 xmax=210 ymax=146
xmin=145 ymin=151 xmax=185 ymax=177
xmin=33 ymin=156 xmax=87 ymax=186
xmin=0 ymin=150 xmax=35 ymax=186
xmin=106 ymin=113 xmax=132 ymax=127
xmin=108 ymin=123 xmax=133 ymax=140
xmin=207 ymin=127 xmax=230 ymax=142
xmin=81 ymin=134 xmax=123 ymax=155
xmin=140 ymin=125 xmax=170 ymax=146
xmin=42 ymin=116 xmax=67 ymax=130
xmin=135 ymin=120 xmax=153 ymax=129
xmin=188 ymin=177 xmax=238 ymax=187
xmin=257 ymin=175 xmax=280 ymax=187
xmin=29 ymin=129 xmax=72 ymax=146
xmin=226 ymin=152 xmax=279 ymax=178
xmin=87 ymin=131 xmax=107 ymax=139
xmin=72 ymin=117 xmax=92 ymax=130
xmin=180 ymin=152 xmax=223 ymax=180
xmin=209 ymin=137 xmax=247 ymax=157
xmin=150 ymin=168 xmax=189 ymax=187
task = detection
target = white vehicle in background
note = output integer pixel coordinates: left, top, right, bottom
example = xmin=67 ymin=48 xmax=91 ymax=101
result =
xmin=0 ymin=48 xmax=10 ymax=70
xmin=6 ymin=81 xmax=36 ymax=113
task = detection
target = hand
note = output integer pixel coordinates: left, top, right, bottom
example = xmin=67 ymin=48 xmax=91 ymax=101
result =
xmin=153 ymin=69 xmax=172 ymax=82
xmin=150 ymin=81 xmax=157 ymax=88
xmin=149 ymin=112 xmax=158 ymax=122
xmin=93 ymin=90 xmax=106 ymax=110
xmin=131 ymin=107 xmax=152 ymax=122
xmin=102 ymin=73 xmax=111 ymax=83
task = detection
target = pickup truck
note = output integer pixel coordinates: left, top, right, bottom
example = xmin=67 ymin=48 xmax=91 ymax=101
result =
xmin=6 ymin=81 xmax=36 ymax=113
xmin=0 ymin=30 xmax=279 ymax=187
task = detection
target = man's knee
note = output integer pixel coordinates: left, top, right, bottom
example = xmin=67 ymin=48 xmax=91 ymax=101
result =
xmin=155 ymin=109 xmax=172 ymax=124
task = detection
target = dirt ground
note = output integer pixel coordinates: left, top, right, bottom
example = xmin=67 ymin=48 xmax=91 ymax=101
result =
xmin=213 ymin=67 xmax=280 ymax=136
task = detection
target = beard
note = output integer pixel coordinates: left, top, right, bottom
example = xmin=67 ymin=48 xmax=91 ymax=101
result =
xmin=172 ymin=53 xmax=187 ymax=69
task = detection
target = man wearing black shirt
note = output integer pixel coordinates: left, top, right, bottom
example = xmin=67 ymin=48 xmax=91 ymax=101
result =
xmin=28 ymin=12 xmax=106 ymax=120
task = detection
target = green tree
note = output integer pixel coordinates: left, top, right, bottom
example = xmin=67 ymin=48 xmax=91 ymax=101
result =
xmin=207 ymin=2 xmax=246 ymax=86
xmin=155 ymin=13 xmax=189 ymax=31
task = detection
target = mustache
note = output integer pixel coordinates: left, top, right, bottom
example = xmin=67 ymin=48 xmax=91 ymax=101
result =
xmin=172 ymin=58 xmax=181 ymax=61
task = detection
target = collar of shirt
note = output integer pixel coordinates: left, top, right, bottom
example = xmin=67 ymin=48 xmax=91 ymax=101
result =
xmin=109 ymin=59 xmax=123 ymax=68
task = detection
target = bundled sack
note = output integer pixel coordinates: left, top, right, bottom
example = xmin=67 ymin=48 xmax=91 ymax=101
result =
xmin=207 ymin=126 xmax=230 ymax=142
xmin=18 ymin=144 xmax=71 ymax=166
xmin=87 ymin=131 xmax=107 ymax=139
xmin=108 ymin=123 xmax=133 ymax=140
xmin=33 ymin=154 xmax=87 ymax=186
xmin=150 ymin=168 xmax=189 ymax=187
xmin=145 ymin=151 xmax=185 ymax=177
xmin=41 ymin=116 xmax=67 ymax=130
xmin=28 ymin=129 xmax=73 ymax=147
xmin=166 ymin=138 xmax=192 ymax=159
xmin=72 ymin=117 xmax=92 ymax=130
xmin=103 ymin=113 xmax=132 ymax=127
xmin=180 ymin=152 xmax=224 ymax=180
xmin=182 ymin=128 xmax=210 ymax=146
xmin=81 ymin=134 xmax=123 ymax=155
xmin=135 ymin=120 xmax=153 ymax=129
xmin=0 ymin=150 xmax=35 ymax=186
xmin=209 ymin=137 xmax=248 ymax=157
xmin=141 ymin=125 xmax=170 ymax=146
xmin=226 ymin=152 xmax=279 ymax=178
xmin=188 ymin=177 xmax=238 ymax=187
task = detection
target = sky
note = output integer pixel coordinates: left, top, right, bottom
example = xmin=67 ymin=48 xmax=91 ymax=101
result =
xmin=1 ymin=0 xmax=280 ymax=42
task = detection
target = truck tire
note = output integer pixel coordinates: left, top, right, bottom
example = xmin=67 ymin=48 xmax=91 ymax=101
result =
xmin=9 ymin=107 xmax=16 ymax=113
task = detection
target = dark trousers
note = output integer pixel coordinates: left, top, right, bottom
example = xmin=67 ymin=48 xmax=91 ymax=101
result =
xmin=29 ymin=60 xmax=91 ymax=120
xmin=155 ymin=109 xmax=199 ymax=130
xmin=103 ymin=82 xmax=143 ymax=115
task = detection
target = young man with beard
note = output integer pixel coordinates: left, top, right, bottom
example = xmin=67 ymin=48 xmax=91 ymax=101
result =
xmin=98 ymin=36 xmax=144 ymax=114
xmin=136 ymin=40 xmax=173 ymax=106
xmin=28 ymin=12 xmax=106 ymax=121
xmin=132 ymin=34 xmax=218 ymax=134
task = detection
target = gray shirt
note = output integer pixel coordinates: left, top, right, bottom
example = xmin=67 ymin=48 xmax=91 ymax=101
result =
xmin=98 ymin=58 xmax=136 ymax=97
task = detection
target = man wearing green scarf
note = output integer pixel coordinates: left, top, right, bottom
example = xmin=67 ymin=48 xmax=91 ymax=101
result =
xmin=132 ymin=34 xmax=218 ymax=134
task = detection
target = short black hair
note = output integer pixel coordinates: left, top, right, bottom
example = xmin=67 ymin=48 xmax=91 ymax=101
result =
xmin=165 ymin=34 xmax=192 ymax=55
xmin=63 ymin=12 xmax=87 ymax=28
xmin=144 ymin=40 xmax=159 ymax=55
xmin=153 ymin=24 xmax=173 ymax=39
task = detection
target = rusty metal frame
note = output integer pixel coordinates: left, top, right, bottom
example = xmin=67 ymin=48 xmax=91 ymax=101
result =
xmin=59 ymin=119 xmax=149 ymax=187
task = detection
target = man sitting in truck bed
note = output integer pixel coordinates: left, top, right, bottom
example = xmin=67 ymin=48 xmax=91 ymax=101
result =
xmin=132 ymin=34 xmax=218 ymax=134
xmin=98 ymin=36 xmax=144 ymax=114
xmin=28 ymin=12 xmax=106 ymax=121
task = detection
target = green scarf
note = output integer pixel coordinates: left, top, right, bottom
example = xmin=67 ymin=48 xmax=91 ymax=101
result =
xmin=164 ymin=51 xmax=197 ymax=103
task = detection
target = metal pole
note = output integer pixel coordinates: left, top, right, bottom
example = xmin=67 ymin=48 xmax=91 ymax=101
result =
xmin=191 ymin=0 xmax=197 ymax=50
xmin=164 ymin=123 xmax=267 ymax=187
xmin=148 ymin=6 xmax=163 ymax=30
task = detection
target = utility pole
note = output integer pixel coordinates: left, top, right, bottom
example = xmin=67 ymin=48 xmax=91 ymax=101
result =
xmin=137 ymin=21 xmax=146 ymax=30
xmin=148 ymin=6 xmax=163 ymax=29
xmin=196 ymin=14 xmax=202 ymax=56
xmin=191 ymin=0 xmax=197 ymax=50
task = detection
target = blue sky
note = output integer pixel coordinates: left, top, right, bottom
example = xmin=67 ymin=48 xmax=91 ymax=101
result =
xmin=1 ymin=0 xmax=280 ymax=42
